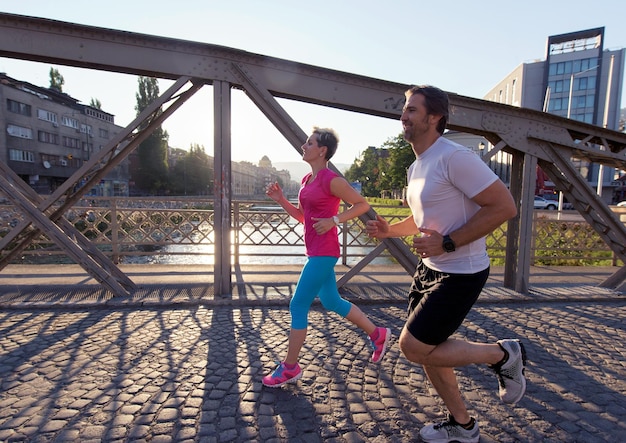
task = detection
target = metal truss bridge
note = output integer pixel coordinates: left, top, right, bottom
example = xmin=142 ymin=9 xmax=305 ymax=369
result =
xmin=1 ymin=13 xmax=625 ymax=296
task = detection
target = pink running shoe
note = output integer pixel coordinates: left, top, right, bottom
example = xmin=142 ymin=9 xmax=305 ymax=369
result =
xmin=370 ymin=327 xmax=391 ymax=363
xmin=262 ymin=362 xmax=302 ymax=387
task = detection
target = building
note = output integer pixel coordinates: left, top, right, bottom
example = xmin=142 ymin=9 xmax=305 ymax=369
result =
xmin=0 ymin=72 xmax=128 ymax=196
xmin=484 ymin=27 xmax=625 ymax=203
xmin=236 ymin=156 xmax=296 ymax=198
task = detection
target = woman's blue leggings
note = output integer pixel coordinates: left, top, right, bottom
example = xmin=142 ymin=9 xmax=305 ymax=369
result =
xmin=289 ymin=256 xmax=353 ymax=329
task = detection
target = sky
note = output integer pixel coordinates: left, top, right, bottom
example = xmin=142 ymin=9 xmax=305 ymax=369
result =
xmin=1 ymin=0 xmax=625 ymax=168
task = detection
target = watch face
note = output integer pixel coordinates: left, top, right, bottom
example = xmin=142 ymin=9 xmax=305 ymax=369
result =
xmin=443 ymin=236 xmax=455 ymax=252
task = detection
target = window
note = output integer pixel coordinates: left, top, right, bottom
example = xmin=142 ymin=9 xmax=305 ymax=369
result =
xmin=62 ymin=136 xmax=81 ymax=149
xmin=80 ymin=124 xmax=93 ymax=135
xmin=580 ymin=58 xmax=590 ymax=71
xmin=85 ymin=108 xmax=114 ymax=123
xmin=99 ymin=128 xmax=109 ymax=138
xmin=549 ymin=98 xmax=564 ymax=111
xmin=556 ymin=62 xmax=565 ymax=75
xmin=38 ymin=131 xmax=59 ymax=144
xmin=7 ymin=99 xmax=31 ymax=116
xmin=563 ymin=61 xmax=572 ymax=75
xmin=9 ymin=149 xmax=35 ymax=163
xmin=554 ymin=80 xmax=564 ymax=93
xmin=7 ymin=124 xmax=33 ymax=139
xmin=37 ymin=108 xmax=58 ymax=124
xmin=549 ymin=63 xmax=557 ymax=76
xmin=587 ymin=75 xmax=596 ymax=89
xmin=61 ymin=115 xmax=79 ymax=129
xmin=113 ymin=182 xmax=126 ymax=196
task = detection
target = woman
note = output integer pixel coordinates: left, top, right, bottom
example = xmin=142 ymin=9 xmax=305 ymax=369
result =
xmin=262 ymin=127 xmax=391 ymax=388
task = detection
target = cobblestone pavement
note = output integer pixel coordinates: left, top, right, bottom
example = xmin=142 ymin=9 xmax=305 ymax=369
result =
xmin=1 ymin=265 xmax=625 ymax=442
xmin=1 ymin=296 xmax=625 ymax=442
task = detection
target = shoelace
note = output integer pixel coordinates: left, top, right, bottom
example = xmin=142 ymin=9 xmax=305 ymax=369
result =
xmin=493 ymin=356 xmax=516 ymax=386
xmin=433 ymin=420 xmax=453 ymax=430
xmin=271 ymin=363 xmax=284 ymax=378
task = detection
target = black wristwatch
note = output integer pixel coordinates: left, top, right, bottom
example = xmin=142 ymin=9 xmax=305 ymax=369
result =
xmin=442 ymin=235 xmax=456 ymax=253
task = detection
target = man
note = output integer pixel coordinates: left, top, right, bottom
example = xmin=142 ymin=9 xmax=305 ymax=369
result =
xmin=366 ymin=85 xmax=526 ymax=443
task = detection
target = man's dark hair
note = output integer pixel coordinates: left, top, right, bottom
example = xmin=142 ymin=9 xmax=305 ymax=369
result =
xmin=405 ymin=85 xmax=449 ymax=135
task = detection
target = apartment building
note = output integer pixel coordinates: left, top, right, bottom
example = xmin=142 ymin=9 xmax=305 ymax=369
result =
xmin=484 ymin=27 xmax=625 ymax=203
xmin=0 ymin=73 xmax=128 ymax=196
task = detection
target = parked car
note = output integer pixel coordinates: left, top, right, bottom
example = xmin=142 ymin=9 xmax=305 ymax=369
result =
xmin=542 ymin=194 xmax=574 ymax=210
xmin=534 ymin=196 xmax=557 ymax=210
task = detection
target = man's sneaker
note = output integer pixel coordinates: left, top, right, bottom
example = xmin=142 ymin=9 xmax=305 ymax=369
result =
xmin=491 ymin=339 xmax=527 ymax=404
xmin=370 ymin=327 xmax=391 ymax=363
xmin=262 ymin=362 xmax=302 ymax=387
xmin=419 ymin=415 xmax=479 ymax=443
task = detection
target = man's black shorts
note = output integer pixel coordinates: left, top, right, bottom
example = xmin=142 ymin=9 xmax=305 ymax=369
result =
xmin=405 ymin=260 xmax=489 ymax=346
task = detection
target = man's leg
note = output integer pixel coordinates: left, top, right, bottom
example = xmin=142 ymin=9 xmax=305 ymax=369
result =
xmin=399 ymin=328 xmax=505 ymax=423
xmin=423 ymin=365 xmax=469 ymax=424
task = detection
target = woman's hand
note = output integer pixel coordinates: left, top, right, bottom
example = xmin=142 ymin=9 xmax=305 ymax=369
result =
xmin=311 ymin=217 xmax=336 ymax=235
xmin=265 ymin=182 xmax=283 ymax=202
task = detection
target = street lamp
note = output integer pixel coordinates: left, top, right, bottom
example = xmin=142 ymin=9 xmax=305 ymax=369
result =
xmin=566 ymin=65 xmax=598 ymax=119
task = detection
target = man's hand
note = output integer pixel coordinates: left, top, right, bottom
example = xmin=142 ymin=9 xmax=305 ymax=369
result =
xmin=366 ymin=214 xmax=389 ymax=238
xmin=412 ymin=228 xmax=444 ymax=258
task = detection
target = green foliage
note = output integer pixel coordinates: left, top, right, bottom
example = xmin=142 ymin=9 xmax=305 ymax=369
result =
xmin=49 ymin=67 xmax=64 ymax=92
xmin=345 ymin=146 xmax=381 ymax=197
xmin=367 ymin=197 xmax=411 ymax=217
xmin=379 ymin=135 xmax=413 ymax=191
xmin=133 ymin=77 xmax=169 ymax=194
xmin=346 ymin=134 xmax=413 ymax=197
xmin=367 ymin=204 xmax=620 ymax=267
xmin=169 ymin=144 xmax=213 ymax=195
xmin=89 ymin=97 xmax=102 ymax=109
xmin=532 ymin=221 xmax=615 ymax=265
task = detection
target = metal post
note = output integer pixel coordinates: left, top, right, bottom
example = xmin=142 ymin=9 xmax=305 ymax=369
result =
xmin=213 ymin=81 xmax=232 ymax=296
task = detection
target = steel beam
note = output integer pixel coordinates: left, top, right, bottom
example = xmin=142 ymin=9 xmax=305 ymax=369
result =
xmin=1 ymin=12 xmax=625 ymax=292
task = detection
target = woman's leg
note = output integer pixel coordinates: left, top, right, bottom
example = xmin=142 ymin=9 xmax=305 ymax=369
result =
xmin=316 ymin=258 xmax=391 ymax=362
xmin=283 ymin=258 xmax=328 ymax=362
xmin=316 ymin=257 xmax=375 ymax=334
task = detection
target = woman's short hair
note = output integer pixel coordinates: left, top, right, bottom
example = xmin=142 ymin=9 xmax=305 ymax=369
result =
xmin=405 ymin=85 xmax=449 ymax=135
xmin=313 ymin=127 xmax=339 ymax=160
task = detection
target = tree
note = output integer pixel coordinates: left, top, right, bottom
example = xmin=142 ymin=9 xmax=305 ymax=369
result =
xmin=345 ymin=146 xmax=383 ymax=197
xmin=379 ymin=134 xmax=413 ymax=192
xmin=89 ymin=98 xmax=102 ymax=109
xmin=132 ymin=76 xmax=169 ymax=194
xmin=49 ymin=67 xmax=64 ymax=92
xmin=169 ymin=144 xmax=213 ymax=195
xmin=345 ymin=135 xmax=414 ymax=198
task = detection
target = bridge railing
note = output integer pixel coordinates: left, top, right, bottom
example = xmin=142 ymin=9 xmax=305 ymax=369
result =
xmin=0 ymin=196 xmax=622 ymax=266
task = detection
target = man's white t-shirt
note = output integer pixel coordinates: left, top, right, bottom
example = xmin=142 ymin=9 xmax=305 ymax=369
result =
xmin=406 ymin=137 xmax=498 ymax=274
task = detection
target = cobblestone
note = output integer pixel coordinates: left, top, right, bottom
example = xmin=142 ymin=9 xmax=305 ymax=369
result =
xmin=0 ymin=265 xmax=625 ymax=441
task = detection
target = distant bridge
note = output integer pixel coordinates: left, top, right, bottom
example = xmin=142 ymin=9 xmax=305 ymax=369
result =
xmin=0 ymin=12 xmax=625 ymax=296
